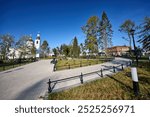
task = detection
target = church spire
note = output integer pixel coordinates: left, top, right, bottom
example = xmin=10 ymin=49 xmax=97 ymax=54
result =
xmin=36 ymin=32 xmax=40 ymax=40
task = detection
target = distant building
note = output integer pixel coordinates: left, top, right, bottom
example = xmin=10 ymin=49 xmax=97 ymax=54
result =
xmin=106 ymin=46 xmax=130 ymax=56
xmin=142 ymin=50 xmax=150 ymax=56
xmin=5 ymin=33 xmax=41 ymax=59
xmin=48 ymin=52 xmax=55 ymax=56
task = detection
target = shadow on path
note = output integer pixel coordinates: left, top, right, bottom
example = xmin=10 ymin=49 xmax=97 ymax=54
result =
xmin=15 ymin=78 xmax=47 ymax=100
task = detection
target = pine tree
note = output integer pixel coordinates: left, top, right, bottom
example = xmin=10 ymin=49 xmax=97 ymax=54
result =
xmin=72 ymin=37 xmax=80 ymax=58
xmin=138 ymin=17 xmax=150 ymax=51
xmin=99 ymin=11 xmax=113 ymax=51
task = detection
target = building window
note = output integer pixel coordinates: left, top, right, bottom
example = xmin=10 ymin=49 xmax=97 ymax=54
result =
xmin=36 ymin=41 xmax=38 ymax=44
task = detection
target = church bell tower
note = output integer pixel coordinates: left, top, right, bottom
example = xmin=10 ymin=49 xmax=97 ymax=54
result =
xmin=35 ymin=33 xmax=41 ymax=58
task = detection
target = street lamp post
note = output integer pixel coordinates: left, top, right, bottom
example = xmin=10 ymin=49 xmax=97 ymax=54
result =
xmin=130 ymin=29 xmax=138 ymax=66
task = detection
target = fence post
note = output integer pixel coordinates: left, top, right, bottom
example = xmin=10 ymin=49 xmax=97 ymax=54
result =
xmin=80 ymin=72 xmax=83 ymax=84
xmin=113 ymin=66 xmax=116 ymax=73
xmin=47 ymin=79 xmax=52 ymax=93
xmin=80 ymin=61 xmax=82 ymax=67
xmin=68 ymin=64 xmax=70 ymax=69
xmin=3 ymin=64 xmax=5 ymax=70
xmin=89 ymin=62 xmax=91 ymax=66
xmin=100 ymin=68 xmax=103 ymax=77
xmin=121 ymin=64 xmax=124 ymax=70
xmin=13 ymin=61 xmax=14 ymax=68
xmin=130 ymin=61 xmax=132 ymax=66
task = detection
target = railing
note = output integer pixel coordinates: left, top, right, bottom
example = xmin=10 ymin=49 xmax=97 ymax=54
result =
xmin=0 ymin=60 xmax=35 ymax=71
xmin=53 ymin=58 xmax=114 ymax=71
xmin=48 ymin=61 xmax=132 ymax=93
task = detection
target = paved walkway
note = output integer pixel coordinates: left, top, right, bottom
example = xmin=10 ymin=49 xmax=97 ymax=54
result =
xmin=50 ymin=57 xmax=131 ymax=92
xmin=0 ymin=60 xmax=54 ymax=100
xmin=0 ymin=57 xmax=130 ymax=100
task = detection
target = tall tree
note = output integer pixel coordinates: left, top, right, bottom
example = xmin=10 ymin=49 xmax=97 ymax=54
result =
xmin=138 ymin=17 xmax=150 ymax=51
xmin=16 ymin=35 xmax=33 ymax=59
xmin=31 ymin=46 xmax=36 ymax=58
xmin=82 ymin=16 xmax=99 ymax=55
xmin=99 ymin=11 xmax=113 ymax=51
xmin=72 ymin=37 xmax=80 ymax=58
xmin=80 ymin=43 xmax=86 ymax=55
xmin=119 ymin=19 xmax=136 ymax=50
xmin=0 ymin=34 xmax=14 ymax=60
xmin=60 ymin=45 xmax=63 ymax=55
xmin=41 ymin=40 xmax=49 ymax=58
xmin=61 ymin=44 xmax=70 ymax=57
xmin=52 ymin=48 xmax=58 ymax=57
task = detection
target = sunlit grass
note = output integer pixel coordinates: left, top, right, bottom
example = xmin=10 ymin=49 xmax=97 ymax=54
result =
xmin=49 ymin=61 xmax=150 ymax=100
xmin=56 ymin=58 xmax=109 ymax=70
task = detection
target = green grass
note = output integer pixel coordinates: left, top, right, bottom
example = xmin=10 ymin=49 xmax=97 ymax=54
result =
xmin=0 ymin=62 xmax=33 ymax=72
xmin=55 ymin=58 xmax=112 ymax=70
xmin=48 ymin=61 xmax=150 ymax=100
xmin=123 ymin=56 xmax=149 ymax=61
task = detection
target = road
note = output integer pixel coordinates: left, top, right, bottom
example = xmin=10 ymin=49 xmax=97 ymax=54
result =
xmin=0 ymin=60 xmax=54 ymax=100
xmin=0 ymin=57 xmax=131 ymax=100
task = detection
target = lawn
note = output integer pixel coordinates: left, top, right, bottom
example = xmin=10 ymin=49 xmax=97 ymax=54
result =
xmin=0 ymin=61 xmax=33 ymax=72
xmin=48 ymin=61 xmax=150 ymax=100
xmin=55 ymin=57 xmax=113 ymax=70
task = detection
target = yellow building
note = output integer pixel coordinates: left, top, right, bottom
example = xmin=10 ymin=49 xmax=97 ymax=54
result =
xmin=106 ymin=46 xmax=130 ymax=56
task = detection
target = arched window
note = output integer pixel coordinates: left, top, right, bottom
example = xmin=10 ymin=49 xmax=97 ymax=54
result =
xmin=36 ymin=41 xmax=38 ymax=44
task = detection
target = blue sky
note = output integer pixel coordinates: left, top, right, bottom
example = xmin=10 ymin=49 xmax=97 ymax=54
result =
xmin=0 ymin=0 xmax=150 ymax=49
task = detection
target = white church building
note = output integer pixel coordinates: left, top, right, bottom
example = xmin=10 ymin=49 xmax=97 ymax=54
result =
xmin=7 ymin=33 xmax=41 ymax=59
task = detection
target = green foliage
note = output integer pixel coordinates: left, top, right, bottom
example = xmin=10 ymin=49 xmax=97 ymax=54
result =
xmin=52 ymin=48 xmax=58 ymax=57
xmin=82 ymin=16 xmax=99 ymax=54
xmin=80 ymin=43 xmax=86 ymax=56
xmin=16 ymin=35 xmax=33 ymax=59
xmin=0 ymin=34 xmax=14 ymax=60
xmin=99 ymin=11 xmax=113 ymax=51
xmin=41 ymin=40 xmax=48 ymax=50
xmin=61 ymin=44 xmax=71 ymax=57
xmin=138 ymin=17 xmax=150 ymax=51
xmin=41 ymin=40 xmax=49 ymax=58
xmin=85 ymin=36 xmax=98 ymax=54
xmin=49 ymin=61 xmax=150 ymax=100
xmin=56 ymin=58 xmax=104 ymax=70
xmin=72 ymin=37 xmax=80 ymax=58
xmin=119 ymin=19 xmax=136 ymax=49
xmin=82 ymin=12 xmax=113 ymax=55
xmin=31 ymin=46 xmax=36 ymax=57
xmin=119 ymin=20 xmax=135 ymax=33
